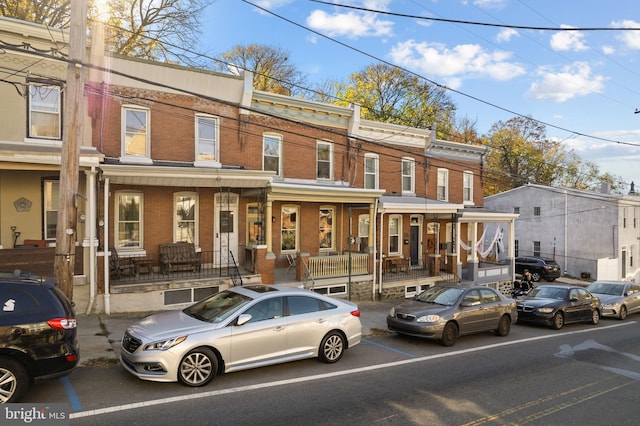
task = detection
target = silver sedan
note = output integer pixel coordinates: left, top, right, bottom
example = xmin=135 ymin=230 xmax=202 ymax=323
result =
xmin=586 ymin=281 xmax=640 ymax=320
xmin=120 ymin=284 xmax=362 ymax=387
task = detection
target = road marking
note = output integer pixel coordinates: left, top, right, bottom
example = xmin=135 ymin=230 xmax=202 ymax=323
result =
xmin=362 ymin=338 xmax=417 ymax=358
xmin=60 ymin=376 xmax=81 ymax=411
xmin=70 ymin=321 xmax=635 ymax=420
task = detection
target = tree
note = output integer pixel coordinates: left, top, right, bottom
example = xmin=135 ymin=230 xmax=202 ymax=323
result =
xmin=212 ymin=44 xmax=308 ymax=97
xmin=1 ymin=0 xmax=213 ymax=65
xmin=331 ymin=63 xmax=456 ymax=136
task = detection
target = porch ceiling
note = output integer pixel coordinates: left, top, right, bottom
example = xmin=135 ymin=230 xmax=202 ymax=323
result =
xmin=100 ymin=164 xmax=274 ymax=188
xmin=378 ymin=195 xmax=462 ymax=214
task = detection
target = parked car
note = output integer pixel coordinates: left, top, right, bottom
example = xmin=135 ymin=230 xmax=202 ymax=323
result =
xmin=386 ymin=285 xmax=516 ymax=347
xmin=120 ymin=284 xmax=361 ymax=387
xmin=515 ymin=256 xmax=561 ymax=282
xmin=516 ymin=284 xmax=601 ymax=329
xmin=0 ymin=271 xmax=79 ymax=403
xmin=586 ymin=281 xmax=640 ymax=320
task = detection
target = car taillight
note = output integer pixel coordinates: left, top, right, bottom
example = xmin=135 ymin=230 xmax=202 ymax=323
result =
xmin=48 ymin=318 xmax=77 ymax=330
xmin=350 ymin=310 xmax=361 ymax=317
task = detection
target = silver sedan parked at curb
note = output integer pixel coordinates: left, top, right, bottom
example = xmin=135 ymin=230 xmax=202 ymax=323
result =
xmin=120 ymin=284 xmax=362 ymax=387
xmin=586 ymin=281 xmax=640 ymax=320
xmin=387 ymin=285 xmax=517 ymax=346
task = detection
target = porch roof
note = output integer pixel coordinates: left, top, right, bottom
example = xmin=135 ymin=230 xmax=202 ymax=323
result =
xmin=100 ymin=163 xmax=274 ymax=188
xmin=269 ymin=181 xmax=384 ymax=203
xmin=377 ymin=195 xmax=462 ymax=214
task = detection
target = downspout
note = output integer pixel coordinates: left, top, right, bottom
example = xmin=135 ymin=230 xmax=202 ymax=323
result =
xmin=85 ymin=167 xmax=97 ymax=314
xmin=103 ymin=177 xmax=110 ymax=315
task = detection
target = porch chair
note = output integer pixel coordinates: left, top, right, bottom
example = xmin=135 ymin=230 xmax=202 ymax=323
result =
xmin=285 ymin=253 xmax=296 ymax=275
xmin=110 ymin=249 xmax=135 ymax=278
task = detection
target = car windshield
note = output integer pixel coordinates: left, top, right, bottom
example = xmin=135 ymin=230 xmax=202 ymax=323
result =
xmin=529 ymin=287 xmax=568 ymax=300
xmin=415 ymin=287 xmax=465 ymax=306
xmin=588 ymin=283 xmax=624 ymax=296
xmin=183 ymin=290 xmax=252 ymax=323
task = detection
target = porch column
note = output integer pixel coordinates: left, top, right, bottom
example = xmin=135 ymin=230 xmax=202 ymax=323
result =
xmin=455 ymin=219 xmax=462 ymax=281
xmin=368 ymin=203 xmax=375 ymax=254
xmin=83 ymin=168 xmax=97 ymax=314
xmin=265 ymin=200 xmax=273 ymax=255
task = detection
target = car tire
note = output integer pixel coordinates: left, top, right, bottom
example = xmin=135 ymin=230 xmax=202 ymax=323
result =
xmin=591 ymin=309 xmax=600 ymax=325
xmin=318 ymin=331 xmax=345 ymax=363
xmin=178 ymin=347 xmax=218 ymax=387
xmin=440 ymin=322 xmax=458 ymax=347
xmin=495 ymin=315 xmax=511 ymax=337
xmin=0 ymin=356 xmax=29 ymax=404
xmin=619 ymin=305 xmax=627 ymax=320
xmin=552 ymin=312 xmax=564 ymax=330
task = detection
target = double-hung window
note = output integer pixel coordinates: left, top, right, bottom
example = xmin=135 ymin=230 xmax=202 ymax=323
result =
xmin=389 ymin=216 xmax=401 ymax=255
xmin=317 ymin=141 xmax=333 ymax=180
xmin=364 ymin=153 xmax=378 ymax=189
xmin=402 ymin=157 xmax=415 ymax=194
xmin=319 ymin=207 xmax=335 ymax=250
xmin=463 ymin=171 xmax=473 ymax=204
xmin=28 ymin=83 xmax=61 ymax=139
xmin=263 ymin=134 xmax=282 ymax=176
xmin=281 ymin=206 xmax=299 ymax=252
xmin=195 ymin=115 xmax=219 ymax=165
xmin=437 ymin=168 xmax=448 ymax=201
xmin=174 ymin=192 xmax=198 ymax=244
xmin=358 ymin=214 xmax=369 ymax=252
xmin=43 ymin=179 xmax=59 ymax=240
xmin=115 ymin=192 xmax=143 ymax=249
xmin=122 ymin=106 xmax=150 ymax=160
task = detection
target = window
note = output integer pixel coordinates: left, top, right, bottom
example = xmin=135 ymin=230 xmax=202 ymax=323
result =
xmin=288 ymin=296 xmax=328 ymax=315
xmin=43 ymin=179 xmax=59 ymax=240
xmin=463 ymin=171 xmax=473 ymax=203
xmin=533 ymin=241 xmax=540 ymax=257
xmin=319 ymin=207 xmax=334 ymax=250
xmin=358 ymin=214 xmax=369 ymax=252
xmin=195 ymin=115 xmax=219 ymax=164
xmin=513 ymin=207 xmax=520 ymax=214
xmin=402 ymin=158 xmax=415 ymax=194
xmin=263 ymin=134 xmax=282 ymax=176
xmin=245 ymin=297 xmax=284 ymax=322
xmin=174 ymin=192 xmax=197 ymax=244
xmin=122 ymin=106 xmax=150 ymax=159
xmin=247 ymin=203 xmax=265 ymax=245
xmin=116 ymin=192 xmax=143 ymax=249
xmin=28 ymin=83 xmax=61 ymax=139
xmin=281 ymin=206 xmax=299 ymax=252
xmin=437 ymin=169 xmax=448 ymax=201
xmin=364 ymin=153 xmax=378 ymax=189
xmin=534 ymin=206 xmax=541 ymax=217
xmin=389 ymin=216 xmax=401 ymax=255
xmin=317 ymin=141 xmax=333 ymax=180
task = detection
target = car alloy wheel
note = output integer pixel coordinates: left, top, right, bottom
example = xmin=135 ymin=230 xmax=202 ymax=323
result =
xmin=0 ymin=357 xmax=29 ymax=403
xmin=318 ymin=331 xmax=345 ymax=363
xmin=440 ymin=322 xmax=459 ymax=347
xmin=619 ymin=305 xmax=627 ymax=320
xmin=591 ymin=309 xmax=600 ymax=325
xmin=552 ymin=312 xmax=564 ymax=330
xmin=495 ymin=315 xmax=511 ymax=337
xmin=178 ymin=347 xmax=217 ymax=387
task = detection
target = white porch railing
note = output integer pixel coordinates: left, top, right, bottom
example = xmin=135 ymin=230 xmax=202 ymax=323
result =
xmin=306 ymin=253 xmax=369 ymax=278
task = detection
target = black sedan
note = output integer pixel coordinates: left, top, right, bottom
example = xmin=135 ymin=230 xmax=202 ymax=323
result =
xmin=516 ymin=284 xmax=601 ymax=329
xmin=387 ymin=285 xmax=517 ymax=346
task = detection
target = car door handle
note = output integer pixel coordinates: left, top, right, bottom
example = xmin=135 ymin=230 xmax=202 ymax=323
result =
xmin=316 ymin=318 xmax=327 ymax=324
xmin=274 ymin=326 xmax=285 ymax=332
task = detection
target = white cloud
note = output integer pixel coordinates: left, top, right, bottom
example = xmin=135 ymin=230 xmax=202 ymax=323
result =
xmin=388 ymin=40 xmax=525 ymax=82
xmin=496 ymin=28 xmax=518 ymax=43
xmin=528 ymin=62 xmax=606 ymax=102
xmin=306 ymin=10 xmax=394 ymax=38
xmin=550 ymin=26 xmax=588 ymax=51
xmin=601 ymin=45 xmax=615 ymax=55
xmin=613 ymin=20 xmax=640 ymax=49
xmin=253 ymin=0 xmax=295 ymax=8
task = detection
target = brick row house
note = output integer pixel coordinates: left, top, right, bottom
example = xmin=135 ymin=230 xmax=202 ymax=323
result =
xmin=0 ymin=18 xmax=518 ymax=314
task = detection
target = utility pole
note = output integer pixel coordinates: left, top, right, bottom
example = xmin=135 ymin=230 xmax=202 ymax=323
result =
xmin=55 ymin=0 xmax=87 ymax=300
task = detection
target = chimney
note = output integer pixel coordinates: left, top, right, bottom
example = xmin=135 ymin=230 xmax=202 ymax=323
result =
xmin=600 ymin=182 xmax=611 ymax=194
xmin=629 ymin=181 xmax=637 ymax=196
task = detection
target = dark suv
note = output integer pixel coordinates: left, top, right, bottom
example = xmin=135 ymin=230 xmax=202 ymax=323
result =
xmin=0 ymin=271 xmax=79 ymax=403
xmin=515 ymin=256 xmax=561 ymax=282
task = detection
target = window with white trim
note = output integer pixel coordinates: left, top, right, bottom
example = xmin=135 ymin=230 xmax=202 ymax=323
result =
xmin=195 ymin=115 xmax=219 ymax=164
xmin=115 ymin=192 xmax=143 ymax=249
xmin=263 ymin=134 xmax=282 ymax=176
xmin=122 ymin=106 xmax=150 ymax=159
xmin=463 ymin=171 xmax=473 ymax=203
xmin=437 ymin=168 xmax=448 ymax=201
xmin=28 ymin=83 xmax=61 ymax=139
xmin=43 ymin=179 xmax=59 ymax=240
xmin=402 ymin=157 xmax=415 ymax=194
xmin=364 ymin=153 xmax=379 ymax=189
xmin=317 ymin=141 xmax=333 ymax=180
xmin=319 ymin=207 xmax=335 ymax=250
xmin=174 ymin=192 xmax=198 ymax=244
xmin=281 ymin=205 xmax=299 ymax=252
xmin=358 ymin=214 xmax=369 ymax=252
xmin=389 ymin=215 xmax=401 ymax=255
xmin=247 ymin=203 xmax=265 ymax=245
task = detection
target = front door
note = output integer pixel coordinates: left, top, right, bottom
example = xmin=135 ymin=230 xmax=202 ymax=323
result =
xmin=214 ymin=192 xmax=238 ymax=266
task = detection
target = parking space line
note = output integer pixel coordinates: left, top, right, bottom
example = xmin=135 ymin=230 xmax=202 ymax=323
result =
xmin=362 ymin=338 xmax=417 ymax=358
xmin=60 ymin=376 xmax=81 ymax=411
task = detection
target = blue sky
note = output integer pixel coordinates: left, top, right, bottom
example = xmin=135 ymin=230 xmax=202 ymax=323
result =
xmin=200 ymin=0 xmax=640 ymax=188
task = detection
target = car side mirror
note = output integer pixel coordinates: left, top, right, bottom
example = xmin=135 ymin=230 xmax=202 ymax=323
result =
xmin=236 ymin=314 xmax=252 ymax=326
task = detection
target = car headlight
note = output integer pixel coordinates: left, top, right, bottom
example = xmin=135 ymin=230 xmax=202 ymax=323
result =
xmin=602 ymin=302 xmax=618 ymax=309
xmin=537 ymin=308 xmax=554 ymax=314
xmin=144 ymin=336 xmax=187 ymax=351
xmin=416 ymin=314 xmax=441 ymax=323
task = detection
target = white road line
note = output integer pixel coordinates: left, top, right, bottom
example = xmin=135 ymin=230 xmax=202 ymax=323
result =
xmin=70 ymin=321 xmax=635 ymax=419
